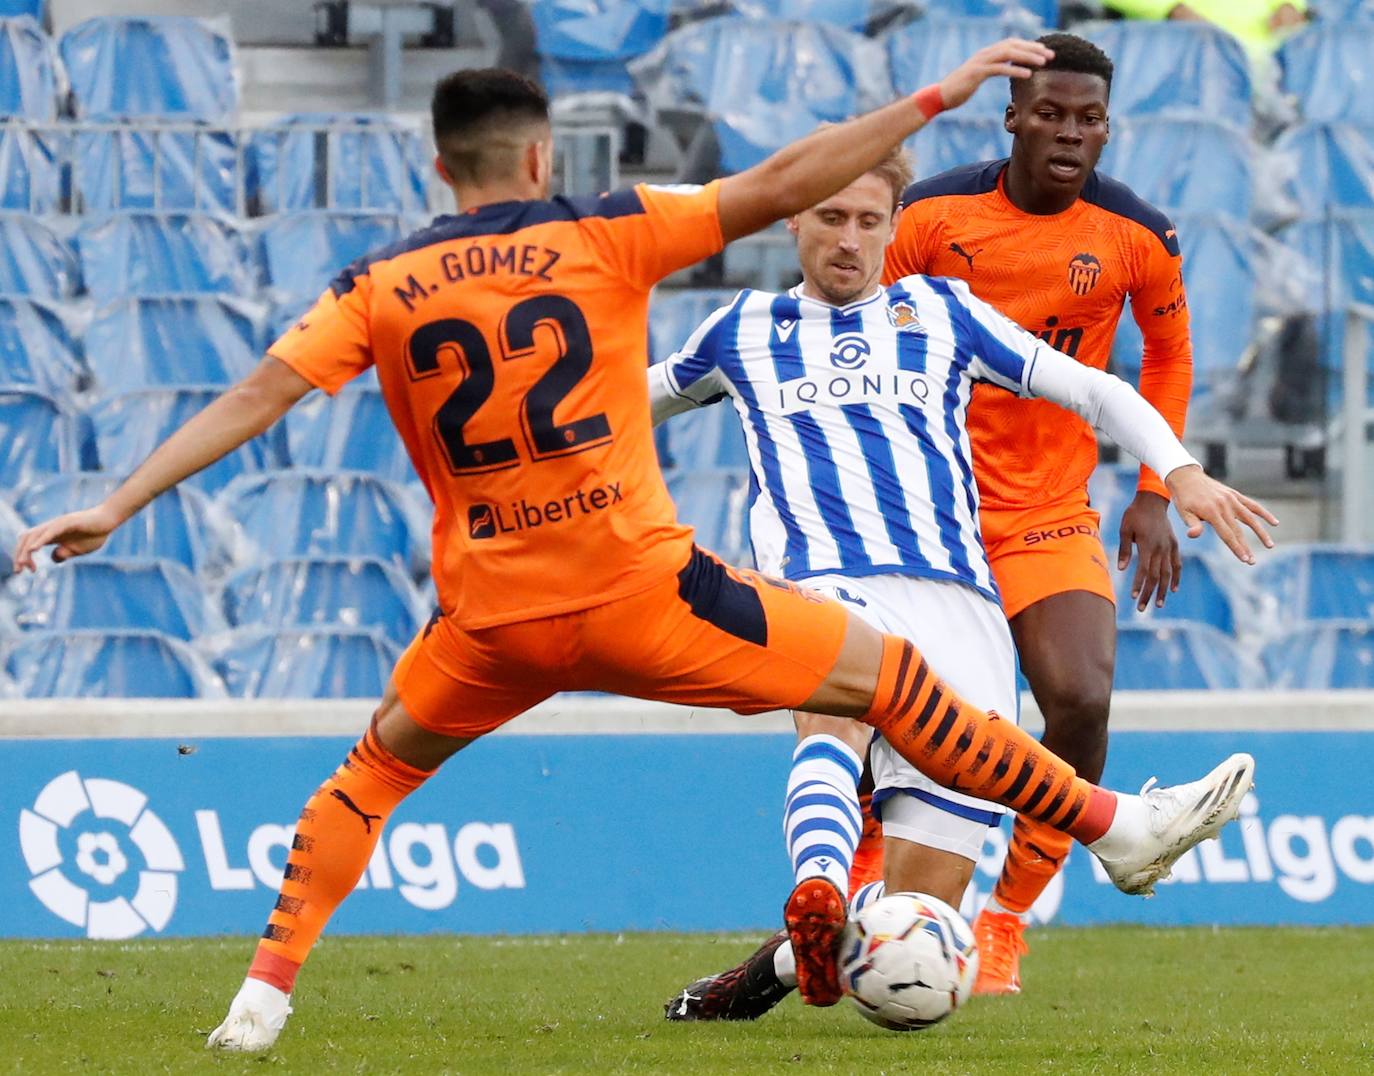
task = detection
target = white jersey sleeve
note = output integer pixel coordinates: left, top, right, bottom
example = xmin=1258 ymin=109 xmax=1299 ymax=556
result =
xmin=950 ymin=278 xmax=1199 ymax=482
xmin=647 ymin=297 xmax=737 ymax=426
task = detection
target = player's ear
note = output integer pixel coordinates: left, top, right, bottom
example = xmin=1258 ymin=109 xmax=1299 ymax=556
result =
xmin=785 ymin=214 xmax=800 ymax=238
xmin=1004 ymin=101 xmax=1017 ymax=135
xmin=434 ymin=155 xmax=453 ymax=186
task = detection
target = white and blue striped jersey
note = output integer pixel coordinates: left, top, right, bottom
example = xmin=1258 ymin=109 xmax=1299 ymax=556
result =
xmin=649 ymin=274 xmax=1196 ymax=600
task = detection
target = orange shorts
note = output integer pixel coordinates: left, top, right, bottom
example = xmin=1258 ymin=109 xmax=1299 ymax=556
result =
xmin=392 ymin=546 xmax=851 ymax=738
xmin=980 ymin=491 xmax=1116 ymax=621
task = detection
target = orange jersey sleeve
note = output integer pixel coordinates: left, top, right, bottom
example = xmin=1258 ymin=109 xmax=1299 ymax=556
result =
xmin=584 ymin=181 xmax=724 ymax=290
xmin=884 ymin=190 xmax=944 ymax=281
xmin=268 ymin=272 xmax=376 ymax=395
xmin=1126 ymin=226 xmax=1193 ymax=499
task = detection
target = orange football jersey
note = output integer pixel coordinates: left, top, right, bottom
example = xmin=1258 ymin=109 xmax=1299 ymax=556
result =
xmin=883 ymin=160 xmax=1192 ymax=510
xmin=270 ymin=183 xmax=723 ymax=629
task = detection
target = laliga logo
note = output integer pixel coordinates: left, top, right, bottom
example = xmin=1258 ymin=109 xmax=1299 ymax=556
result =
xmin=829 ymin=333 xmax=871 ymax=370
xmin=19 ymin=771 xmax=184 ymax=939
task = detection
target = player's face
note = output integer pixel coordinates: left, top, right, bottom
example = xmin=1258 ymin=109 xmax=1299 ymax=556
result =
xmin=1005 ymin=70 xmax=1110 ymax=196
xmin=789 ymin=173 xmax=897 ymax=306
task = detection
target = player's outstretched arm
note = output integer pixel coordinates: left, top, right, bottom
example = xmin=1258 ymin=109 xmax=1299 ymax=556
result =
xmin=12 ymin=355 xmax=314 ymax=571
xmin=715 ymin=38 xmax=1052 ymax=243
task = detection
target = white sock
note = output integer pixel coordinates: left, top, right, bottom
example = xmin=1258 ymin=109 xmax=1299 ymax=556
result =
xmin=232 ymin=978 xmax=292 ymax=1025
xmin=1086 ymin=790 xmax=1147 ymax=861
xmin=773 ymin=938 xmax=797 ymax=988
xmin=982 ymin=895 xmax=1022 ymax=918
xmin=784 ymin=734 xmax=863 ymax=894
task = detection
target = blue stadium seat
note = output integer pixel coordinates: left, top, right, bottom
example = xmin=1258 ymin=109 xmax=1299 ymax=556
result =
xmin=285 ymin=382 xmax=415 ymax=485
xmin=5 ymin=557 xmax=221 ymax=640
xmin=212 ymin=627 xmax=401 ymax=698
xmin=1263 ymin=621 xmax=1374 ymax=689
xmin=714 ymin=0 xmax=873 ymax=31
xmin=216 ymin=471 xmax=429 ymax=576
xmin=531 ymin=0 xmax=672 ymax=97
xmin=666 ymin=467 xmax=752 ymax=566
xmin=1255 ymin=545 xmax=1374 ymax=624
xmin=0 ymin=387 xmax=90 ymax=486
xmin=0 ymin=126 xmax=65 ymax=213
xmin=1084 ymin=22 xmax=1251 ymax=127
xmin=72 ymin=127 xmax=240 ymax=213
xmin=89 ymin=388 xmax=290 ymax=493
xmin=0 ymin=298 xmax=86 ymax=397
xmin=84 ymin=296 xmax=262 ymax=391
xmin=649 ymin=288 xmax=739 ymax=364
xmin=887 ymin=17 xmax=1037 ymax=119
xmin=259 ymin=211 xmax=409 ymax=303
xmin=1110 ymin=214 xmax=1255 ymax=413
xmin=1114 ymin=553 xmax=1244 ymax=635
xmin=1309 ymin=0 xmax=1374 ymax=17
xmin=924 ymin=0 xmax=1056 ymax=19
xmin=633 ymin=16 xmax=887 ymax=173
xmin=220 ymin=556 xmax=426 ymax=647
xmin=0 ymin=214 xmax=79 ymax=299
xmin=59 ymin=16 xmax=238 ymax=121
xmin=5 ymin=629 xmax=225 ymax=697
xmin=0 ymin=2 xmax=45 ymax=17
xmin=0 ymin=16 xmax=57 ymax=121
xmin=75 ymin=213 xmax=256 ymax=300
xmin=1279 ymin=23 xmax=1374 ymax=124
xmin=1113 ymin=623 xmax=1264 ymax=690
xmin=246 ymin=114 xmax=429 ymax=213
xmin=911 ymin=116 xmax=1011 ymax=180
xmin=1098 ymin=118 xmax=1254 ymax=219
xmin=1273 ymin=123 xmax=1374 ymax=214
xmin=14 ymin=473 xmax=227 ymax=573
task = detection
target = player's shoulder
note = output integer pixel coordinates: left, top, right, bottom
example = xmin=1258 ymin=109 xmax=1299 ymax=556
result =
xmin=898 ymin=159 xmax=1006 ymax=212
xmin=1080 ymin=171 xmax=1181 ymax=258
xmin=326 ymin=190 xmax=653 ymax=297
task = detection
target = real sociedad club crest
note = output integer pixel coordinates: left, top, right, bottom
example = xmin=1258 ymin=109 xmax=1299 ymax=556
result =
xmin=886 ymin=300 xmax=926 ymax=334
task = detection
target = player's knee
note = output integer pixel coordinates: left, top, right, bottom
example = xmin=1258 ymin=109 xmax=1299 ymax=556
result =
xmin=1029 ymin=658 xmax=1112 ymax=733
xmin=794 ymin=711 xmax=873 ymax=755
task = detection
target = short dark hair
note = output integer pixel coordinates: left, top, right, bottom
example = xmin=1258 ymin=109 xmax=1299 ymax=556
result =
xmin=431 ymin=68 xmax=550 ymax=186
xmin=1011 ymin=32 xmax=1113 ymax=100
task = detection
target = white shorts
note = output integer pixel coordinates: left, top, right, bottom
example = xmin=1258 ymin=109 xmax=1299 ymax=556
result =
xmin=806 ymin=573 xmax=1018 ymax=863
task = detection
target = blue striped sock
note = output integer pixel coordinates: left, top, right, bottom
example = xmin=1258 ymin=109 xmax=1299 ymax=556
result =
xmin=852 ymin=880 xmax=886 ymax=913
xmin=784 ymin=734 xmax=863 ymax=894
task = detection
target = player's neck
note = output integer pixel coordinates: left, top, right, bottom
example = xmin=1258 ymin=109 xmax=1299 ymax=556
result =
xmin=449 ymin=180 xmax=544 ymax=213
xmin=1002 ymin=157 xmax=1081 ymax=217
xmin=796 ymin=278 xmax=882 ymax=309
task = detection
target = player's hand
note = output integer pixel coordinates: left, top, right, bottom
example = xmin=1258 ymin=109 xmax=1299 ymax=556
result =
xmin=1165 ymin=464 xmax=1278 ymax=566
xmin=1117 ymin=491 xmax=1181 ymax=611
xmin=938 ymin=38 xmax=1054 ymax=111
xmin=12 ymin=503 xmax=123 ymax=573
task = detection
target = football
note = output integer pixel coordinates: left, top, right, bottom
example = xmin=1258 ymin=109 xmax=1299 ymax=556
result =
xmin=838 ymin=892 xmax=979 ymax=1031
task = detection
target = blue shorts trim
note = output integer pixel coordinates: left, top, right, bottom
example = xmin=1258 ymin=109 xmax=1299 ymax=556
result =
xmin=871 ymin=786 xmax=1002 ymax=827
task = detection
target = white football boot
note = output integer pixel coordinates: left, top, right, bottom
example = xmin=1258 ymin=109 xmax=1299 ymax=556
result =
xmin=206 ymin=978 xmax=293 ymax=1052
xmin=1090 ymin=752 xmax=1255 ymax=896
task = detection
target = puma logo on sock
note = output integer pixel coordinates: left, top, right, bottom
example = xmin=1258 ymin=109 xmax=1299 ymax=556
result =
xmin=331 ymin=789 xmax=383 ymax=833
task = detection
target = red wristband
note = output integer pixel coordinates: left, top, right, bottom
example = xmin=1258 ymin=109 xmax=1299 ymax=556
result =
xmin=913 ymin=83 xmax=946 ymax=122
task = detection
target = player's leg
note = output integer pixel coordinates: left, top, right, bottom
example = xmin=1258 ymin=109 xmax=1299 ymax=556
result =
xmin=974 ymin=500 xmax=1117 ymax=994
xmin=208 ymin=615 xmax=553 ymax=1052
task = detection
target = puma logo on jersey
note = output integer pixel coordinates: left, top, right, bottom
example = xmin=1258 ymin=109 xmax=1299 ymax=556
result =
xmin=774 ymin=318 xmax=798 ymax=342
xmin=949 ymin=242 xmax=983 ymax=272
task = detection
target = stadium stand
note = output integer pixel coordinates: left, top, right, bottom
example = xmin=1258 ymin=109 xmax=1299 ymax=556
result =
xmin=217 ymin=471 xmax=430 ymax=576
xmin=1098 ymin=117 xmax=1254 ymax=220
xmin=886 ymin=15 xmax=1041 ymax=119
xmin=1271 ymin=122 xmax=1374 ymax=214
xmin=71 ymin=126 xmax=240 ymax=213
xmin=220 ymin=556 xmax=427 ymax=647
xmin=530 ymin=0 xmax=671 ymax=97
xmin=0 ymin=496 xmax=22 ymax=575
xmin=89 ymin=387 xmax=289 ymax=493
xmin=59 ymin=16 xmax=239 ymax=121
xmin=258 ymin=210 xmax=409 ymax=302
xmin=13 ymin=474 xmax=229 ymax=574
xmin=1255 ymin=544 xmax=1374 ymax=624
xmin=1263 ymin=621 xmax=1374 ymax=688
xmin=1082 ymin=21 xmax=1251 ymax=127
xmin=284 ymin=380 xmax=417 ymax=486
xmin=665 ymin=467 xmax=752 ymax=566
xmin=212 ymin=626 xmax=401 ymax=698
xmin=5 ymin=629 xmax=226 ymax=698
xmin=4 ymin=556 xmax=222 ymax=639
xmin=1113 ymin=553 xmax=1243 ymax=635
xmin=83 ymin=295 xmax=262 ymax=390
xmin=0 ymin=125 xmax=64 ymax=213
xmin=1113 ymin=623 xmax=1265 ymax=690
xmin=911 ymin=115 xmax=1011 ymax=180
xmin=0 ymin=214 xmax=79 ymax=298
xmin=0 ymin=298 xmax=87 ymax=396
xmin=74 ymin=212 xmax=257 ymax=300
xmin=1278 ymin=22 xmax=1374 ymax=124
xmin=246 ymin=114 xmax=429 ymax=214
xmin=0 ymin=387 xmax=90 ymax=486
xmin=0 ymin=15 xmax=58 ymax=122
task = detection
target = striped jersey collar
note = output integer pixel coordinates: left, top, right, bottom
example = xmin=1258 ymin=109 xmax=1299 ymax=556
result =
xmin=787 ymin=285 xmax=886 ymax=315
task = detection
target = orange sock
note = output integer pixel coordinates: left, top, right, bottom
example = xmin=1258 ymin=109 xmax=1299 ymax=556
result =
xmin=992 ymin=816 xmax=1074 ymax=915
xmin=863 ymin=635 xmax=1116 ymax=844
xmin=847 ymin=793 xmax=885 ymax=900
xmin=247 ymin=723 xmax=433 ymax=994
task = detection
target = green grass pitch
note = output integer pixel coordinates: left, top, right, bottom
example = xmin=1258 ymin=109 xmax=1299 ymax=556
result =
xmin=3 ymin=928 xmax=1372 ymax=1074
